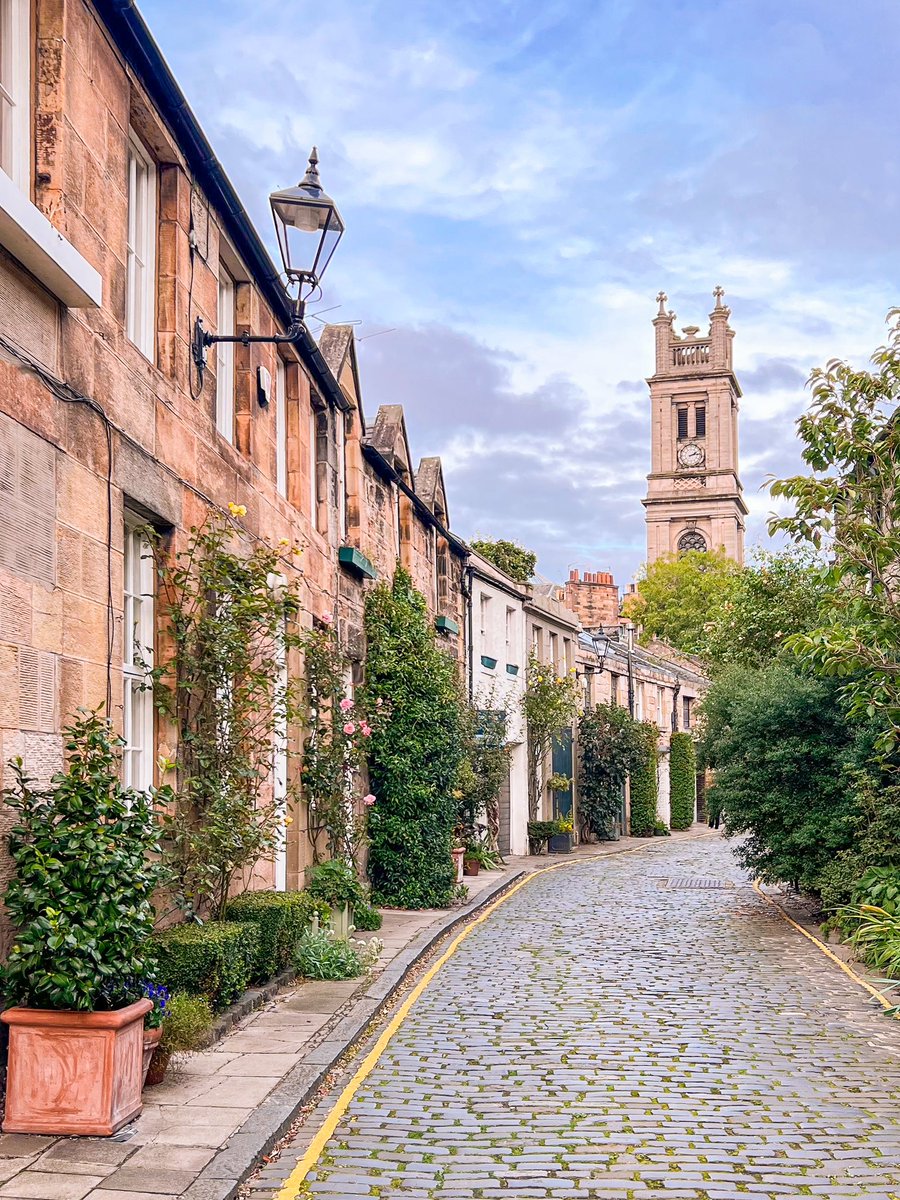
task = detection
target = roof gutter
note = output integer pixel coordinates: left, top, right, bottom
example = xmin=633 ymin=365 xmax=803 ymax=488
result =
xmin=96 ymin=0 xmax=347 ymax=414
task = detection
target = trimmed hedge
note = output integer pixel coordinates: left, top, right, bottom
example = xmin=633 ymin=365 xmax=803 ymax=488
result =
xmin=147 ymin=921 xmax=259 ymax=1012
xmin=629 ymin=725 xmax=660 ymax=838
xmin=669 ymin=732 xmax=697 ymax=831
xmin=224 ymin=890 xmax=331 ymax=982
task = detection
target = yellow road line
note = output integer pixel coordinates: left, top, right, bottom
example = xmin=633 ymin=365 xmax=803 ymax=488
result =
xmin=274 ymin=836 xmax=695 ymax=1200
xmin=751 ymin=879 xmax=898 ymax=1015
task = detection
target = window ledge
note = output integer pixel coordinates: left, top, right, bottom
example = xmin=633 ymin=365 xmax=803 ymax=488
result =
xmin=0 ymin=172 xmax=101 ymax=308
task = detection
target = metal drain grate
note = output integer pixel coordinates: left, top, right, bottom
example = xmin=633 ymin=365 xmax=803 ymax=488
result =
xmin=665 ymin=877 xmax=735 ymax=890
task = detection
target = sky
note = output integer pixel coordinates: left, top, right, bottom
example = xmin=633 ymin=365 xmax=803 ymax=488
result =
xmin=140 ymin=0 xmax=900 ymax=585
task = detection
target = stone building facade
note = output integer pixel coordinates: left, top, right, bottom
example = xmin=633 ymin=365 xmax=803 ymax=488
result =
xmin=643 ymin=288 xmax=748 ymax=565
xmin=0 ymin=0 xmax=466 ymax=926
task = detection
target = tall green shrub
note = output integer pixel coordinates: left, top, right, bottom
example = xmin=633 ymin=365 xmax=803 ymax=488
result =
xmin=578 ymin=704 xmax=650 ymax=839
xmin=629 ymin=724 xmax=660 ymax=837
xmin=669 ymin=732 xmax=697 ymax=831
xmin=364 ymin=569 xmax=464 ymax=908
xmin=2 ymin=711 xmax=161 ymax=1011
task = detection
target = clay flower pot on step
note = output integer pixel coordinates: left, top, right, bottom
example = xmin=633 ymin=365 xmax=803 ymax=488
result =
xmin=1 ymin=997 xmax=152 ymax=1136
xmin=142 ymin=1024 xmax=163 ymax=1088
xmin=463 ymin=857 xmax=480 ymax=876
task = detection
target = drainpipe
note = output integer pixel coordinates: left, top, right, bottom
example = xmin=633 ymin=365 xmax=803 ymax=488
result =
xmin=625 ymin=624 xmax=635 ymax=717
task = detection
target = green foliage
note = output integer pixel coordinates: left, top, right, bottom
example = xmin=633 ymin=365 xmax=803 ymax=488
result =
xmin=699 ymin=664 xmax=857 ymax=890
xmin=364 ymin=569 xmax=465 ymax=909
xmin=853 ymin=867 xmax=900 ymax=915
xmin=768 ymin=310 xmax=900 ymax=750
xmin=224 ymin=890 xmax=329 ymax=982
xmin=848 ymin=905 xmax=900 ymax=979
xmin=527 ymin=820 xmax=558 ymax=852
xmin=300 ymin=625 xmax=380 ymax=864
xmin=293 ymin=929 xmax=381 ymax=981
xmin=628 ymin=724 xmax=661 ymax=837
xmin=578 ymin=704 xmax=651 ymax=840
xmin=351 ymin=901 xmax=383 ymax=932
xmin=523 ymin=656 xmax=580 ymax=821
xmin=817 ymin=766 xmax=900 ymax=912
xmin=1 ymin=710 xmax=161 ymax=1012
xmin=147 ymin=921 xmax=259 ymax=1012
xmin=159 ymin=992 xmax=214 ymax=1055
xmin=623 ymin=550 xmax=741 ymax=654
xmin=308 ymin=859 xmax=364 ymax=910
xmin=669 ymin=732 xmax=697 ymax=831
xmin=456 ymin=704 xmax=511 ymax=850
xmin=652 ymin=820 xmax=671 ymax=837
xmin=703 ymin=548 xmax=829 ymax=670
xmin=153 ymin=511 xmax=305 ymax=919
xmin=463 ymin=842 xmax=502 ymax=869
xmin=469 ymin=539 xmax=537 ymax=583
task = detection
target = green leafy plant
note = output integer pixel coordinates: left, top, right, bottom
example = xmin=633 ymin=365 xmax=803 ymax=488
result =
xmin=849 ymin=905 xmax=900 ymax=978
xmin=669 ymin=732 xmax=697 ymax=831
xmin=469 ymin=538 xmax=537 ymax=584
xmin=293 ymin=929 xmax=382 ymax=981
xmin=364 ymin=569 xmax=465 ymax=909
xmin=147 ymin=921 xmax=260 ymax=1012
xmin=307 ymin=859 xmax=364 ymax=910
xmin=463 ymin=842 xmax=502 ymax=870
xmin=159 ymin=992 xmax=214 ymax=1055
xmin=628 ymin=724 xmax=661 ymax=838
xmin=224 ymin=890 xmax=330 ymax=982
xmin=522 ymin=656 xmax=580 ymax=822
xmin=652 ymin=820 xmax=671 ymax=837
xmin=1 ymin=710 xmax=162 ymax=1012
xmin=623 ymin=550 xmax=741 ymax=654
xmin=301 ymin=625 xmax=382 ymax=864
xmin=578 ymin=704 xmax=651 ymax=840
xmin=152 ymin=510 xmax=305 ymax=920
xmin=455 ymin=704 xmax=511 ymax=852
xmin=351 ymin=901 xmax=383 ymax=932
xmin=527 ymin=820 xmax=557 ymax=853
xmin=547 ymin=773 xmax=571 ymax=793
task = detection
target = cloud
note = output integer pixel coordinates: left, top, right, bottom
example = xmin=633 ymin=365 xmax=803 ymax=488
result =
xmin=739 ymin=357 xmax=809 ymax=394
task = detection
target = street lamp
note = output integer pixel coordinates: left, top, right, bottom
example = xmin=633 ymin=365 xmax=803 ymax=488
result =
xmin=192 ymin=147 xmax=345 ymax=386
xmin=589 ymin=630 xmax=611 ymax=663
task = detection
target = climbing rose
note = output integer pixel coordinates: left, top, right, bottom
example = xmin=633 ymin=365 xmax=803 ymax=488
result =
xmin=343 ymin=722 xmax=355 ymax=735
xmin=339 ymin=698 xmax=354 ymax=712
xmin=361 ymin=723 xmax=372 ymax=737
xmin=321 ymin=612 xmax=334 ymax=625
xmin=363 ymin=794 xmax=376 ymax=806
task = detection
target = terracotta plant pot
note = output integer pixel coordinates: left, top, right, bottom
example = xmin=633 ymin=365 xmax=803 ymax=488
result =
xmin=142 ymin=1025 xmax=162 ymax=1087
xmin=1 ymin=997 xmax=152 ymax=1136
xmin=451 ymin=846 xmax=465 ymax=883
xmin=463 ymin=857 xmax=480 ymax=876
xmin=144 ymin=1046 xmax=172 ymax=1087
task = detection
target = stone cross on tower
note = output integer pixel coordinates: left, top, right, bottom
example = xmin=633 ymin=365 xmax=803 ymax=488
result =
xmin=642 ymin=287 xmax=747 ymax=565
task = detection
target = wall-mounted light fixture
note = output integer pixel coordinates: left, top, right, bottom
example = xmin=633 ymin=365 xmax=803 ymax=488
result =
xmin=192 ymin=147 xmax=344 ymax=387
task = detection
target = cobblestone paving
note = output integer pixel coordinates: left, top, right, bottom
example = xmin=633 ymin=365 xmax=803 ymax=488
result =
xmin=282 ymin=837 xmax=900 ymax=1199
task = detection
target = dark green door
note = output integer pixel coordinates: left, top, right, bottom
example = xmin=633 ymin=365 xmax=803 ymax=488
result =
xmin=551 ymin=729 xmax=574 ymax=820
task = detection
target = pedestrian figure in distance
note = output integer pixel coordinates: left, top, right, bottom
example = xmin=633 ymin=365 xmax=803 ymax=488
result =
xmin=708 ymin=794 xmax=723 ymax=830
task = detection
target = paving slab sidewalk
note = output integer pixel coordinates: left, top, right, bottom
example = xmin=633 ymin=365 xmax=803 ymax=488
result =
xmin=0 ymin=828 xmax=716 ymax=1200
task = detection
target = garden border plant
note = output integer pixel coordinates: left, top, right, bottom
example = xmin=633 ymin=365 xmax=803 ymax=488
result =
xmin=629 ymin=723 xmax=661 ymax=838
xmin=577 ymin=703 xmax=651 ymax=841
xmin=669 ymin=731 xmax=697 ymax=831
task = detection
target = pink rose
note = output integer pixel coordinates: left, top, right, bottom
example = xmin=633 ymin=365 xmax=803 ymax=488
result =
xmin=339 ymin=698 xmax=354 ymax=712
xmin=363 ymin=794 xmax=376 ymax=806
xmin=361 ymin=723 xmax=372 ymax=737
xmin=343 ymin=722 xmax=356 ymax=735
xmin=321 ymin=612 xmax=334 ymax=626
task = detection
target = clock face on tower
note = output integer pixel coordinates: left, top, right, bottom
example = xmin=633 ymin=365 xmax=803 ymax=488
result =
xmin=678 ymin=441 xmax=705 ymax=469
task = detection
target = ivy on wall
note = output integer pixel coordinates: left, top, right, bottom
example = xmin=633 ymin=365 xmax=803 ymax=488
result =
xmin=669 ymin=731 xmax=697 ymax=831
xmin=363 ymin=569 xmax=464 ymax=908
xmin=629 ymin=724 xmax=661 ymax=837
xmin=578 ymin=703 xmax=652 ymax=840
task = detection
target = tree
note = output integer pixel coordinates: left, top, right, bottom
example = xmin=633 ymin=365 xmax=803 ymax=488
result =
xmin=698 ymin=664 xmax=858 ymax=890
xmin=578 ymin=704 xmax=651 ymax=840
xmin=703 ymin=548 xmax=829 ymax=670
xmin=623 ymin=550 xmax=741 ymax=654
xmin=469 ymin=538 xmax=537 ymax=584
xmin=363 ymin=569 xmax=465 ymax=908
xmin=769 ymin=310 xmax=900 ymax=750
xmin=522 ymin=656 xmax=580 ymax=821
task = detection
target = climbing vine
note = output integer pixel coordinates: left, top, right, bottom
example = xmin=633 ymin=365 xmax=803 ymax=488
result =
xmin=363 ymin=569 xmax=465 ymax=908
xmin=456 ymin=703 xmax=512 ymax=851
xmin=522 ymin=656 xmax=580 ymax=821
xmin=578 ymin=704 xmax=651 ymax=840
xmin=153 ymin=507 xmax=305 ymax=919
xmin=669 ymin=731 xmax=697 ymax=831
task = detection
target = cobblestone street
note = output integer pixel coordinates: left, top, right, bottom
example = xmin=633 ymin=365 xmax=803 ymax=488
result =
xmin=269 ymin=836 xmax=900 ymax=1199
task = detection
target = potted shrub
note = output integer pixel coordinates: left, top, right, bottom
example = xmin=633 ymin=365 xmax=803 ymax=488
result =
xmin=141 ymin=984 xmax=170 ymax=1086
xmin=308 ymin=859 xmax=376 ymax=938
xmin=527 ymin=820 xmax=557 ymax=855
xmin=463 ymin=842 xmax=501 ymax=876
xmin=145 ymin=993 xmax=214 ymax=1087
xmin=549 ymin=815 xmax=574 ymax=854
xmin=1 ymin=711 xmax=162 ymax=1135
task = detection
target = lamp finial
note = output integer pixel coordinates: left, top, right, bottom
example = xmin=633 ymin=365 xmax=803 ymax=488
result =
xmin=301 ymin=147 xmax=321 ymax=192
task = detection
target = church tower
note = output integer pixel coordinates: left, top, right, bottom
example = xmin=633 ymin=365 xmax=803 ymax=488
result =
xmin=642 ymin=287 xmax=747 ymax=565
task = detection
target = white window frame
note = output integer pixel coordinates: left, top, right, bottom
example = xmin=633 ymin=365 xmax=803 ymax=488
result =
xmin=123 ymin=517 xmax=154 ymax=795
xmin=308 ymin=407 xmax=318 ymax=520
xmin=275 ymin=357 xmax=287 ymax=497
xmin=216 ymin=264 xmax=235 ymax=442
xmin=0 ymin=0 xmax=29 ymax=191
xmin=336 ymin=410 xmax=347 ymax=539
xmin=125 ymin=132 xmax=156 ymax=358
